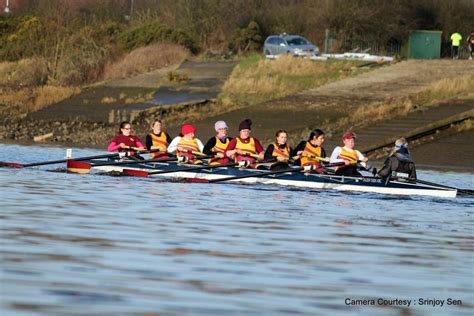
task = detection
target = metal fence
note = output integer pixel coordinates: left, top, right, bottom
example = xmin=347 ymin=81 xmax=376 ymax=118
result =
xmin=327 ymin=35 xmax=401 ymax=57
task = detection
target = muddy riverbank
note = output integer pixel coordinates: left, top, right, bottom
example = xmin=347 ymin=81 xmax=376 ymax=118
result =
xmin=1 ymin=60 xmax=472 ymax=172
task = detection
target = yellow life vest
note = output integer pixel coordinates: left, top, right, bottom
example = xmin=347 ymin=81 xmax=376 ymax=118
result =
xmin=336 ymin=147 xmax=359 ymax=170
xmin=213 ymin=137 xmax=230 ymax=154
xmin=271 ymin=143 xmax=290 ymax=159
xmin=149 ymin=132 xmax=169 ymax=158
xmin=208 ymin=137 xmax=231 ymax=165
xmin=235 ymin=137 xmax=257 ymax=163
xmin=177 ymin=137 xmax=202 ymax=164
xmin=301 ymin=142 xmax=323 ymax=166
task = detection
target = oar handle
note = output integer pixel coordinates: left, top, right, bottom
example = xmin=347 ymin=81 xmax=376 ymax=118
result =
xmin=305 ymin=154 xmax=330 ymax=162
xmin=240 ymin=152 xmax=260 ymax=159
xmin=123 ymin=146 xmax=161 ymax=154
xmin=181 ymin=150 xmax=218 ymax=158
xmin=207 ymin=166 xmax=305 ymax=183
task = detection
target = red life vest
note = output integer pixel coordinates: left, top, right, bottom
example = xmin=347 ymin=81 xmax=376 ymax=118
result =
xmin=112 ymin=135 xmax=142 ymax=152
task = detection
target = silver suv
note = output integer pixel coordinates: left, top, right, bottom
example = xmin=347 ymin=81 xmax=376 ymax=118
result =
xmin=264 ymin=34 xmax=319 ymax=58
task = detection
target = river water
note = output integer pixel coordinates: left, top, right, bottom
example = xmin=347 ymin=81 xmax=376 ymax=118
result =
xmin=1 ymin=144 xmax=473 ymax=316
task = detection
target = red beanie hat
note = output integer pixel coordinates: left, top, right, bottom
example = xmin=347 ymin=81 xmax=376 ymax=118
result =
xmin=181 ymin=124 xmax=196 ymax=135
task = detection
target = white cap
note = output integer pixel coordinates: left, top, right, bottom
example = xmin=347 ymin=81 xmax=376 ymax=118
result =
xmin=214 ymin=120 xmax=228 ymax=131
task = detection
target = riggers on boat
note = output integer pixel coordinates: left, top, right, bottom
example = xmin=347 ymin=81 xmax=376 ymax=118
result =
xmin=66 ymin=159 xmax=459 ymax=198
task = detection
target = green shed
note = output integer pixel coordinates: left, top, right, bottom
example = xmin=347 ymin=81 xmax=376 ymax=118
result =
xmin=408 ymin=30 xmax=442 ymax=59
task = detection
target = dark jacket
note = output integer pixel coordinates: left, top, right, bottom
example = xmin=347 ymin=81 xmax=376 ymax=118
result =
xmin=378 ymin=147 xmax=417 ymax=180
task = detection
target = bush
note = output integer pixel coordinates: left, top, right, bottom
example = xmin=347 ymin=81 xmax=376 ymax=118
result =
xmin=230 ymin=21 xmax=263 ymax=53
xmin=0 ymin=15 xmax=47 ymax=61
xmin=103 ymin=43 xmax=190 ymax=80
xmin=117 ymin=21 xmax=197 ymax=53
xmin=54 ymin=26 xmax=111 ymax=85
xmin=0 ymin=58 xmax=49 ymax=88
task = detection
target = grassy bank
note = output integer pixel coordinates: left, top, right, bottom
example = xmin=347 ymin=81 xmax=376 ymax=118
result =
xmin=0 ymin=86 xmax=80 ymax=119
xmin=219 ymin=54 xmax=367 ymax=108
xmin=330 ymin=74 xmax=474 ymax=134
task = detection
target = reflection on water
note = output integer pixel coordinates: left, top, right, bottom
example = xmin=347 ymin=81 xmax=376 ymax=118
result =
xmin=1 ymin=144 xmax=473 ymax=315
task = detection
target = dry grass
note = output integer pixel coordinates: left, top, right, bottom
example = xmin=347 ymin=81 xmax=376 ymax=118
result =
xmin=455 ymin=118 xmax=472 ymax=132
xmin=103 ymin=44 xmax=190 ymax=80
xmin=0 ymin=58 xmax=49 ymax=88
xmin=220 ymin=54 xmax=365 ymax=106
xmin=332 ymin=74 xmax=474 ymax=132
xmin=0 ymin=85 xmax=80 ymax=118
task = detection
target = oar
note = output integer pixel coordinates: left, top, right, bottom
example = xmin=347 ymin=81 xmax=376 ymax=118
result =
xmin=123 ymin=158 xmax=278 ymax=178
xmin=395 ymin=176 xmax=474 ymax=195
xmin=0 ymin=148 xmax=161 ymax=168
xmin=123 ymin=160 xmax=250 ymax=177
xmin=304 ymin=154 xmax=330 ymax=163
xmin=68 ymin=153 xmax=217 ymax=173
xmin=191 ymin=166 xmax=307 ymax=183
xmin=190 ymin=162 xmax=345 ymax=183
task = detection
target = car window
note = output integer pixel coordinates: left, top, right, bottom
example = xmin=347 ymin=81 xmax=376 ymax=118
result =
xmin=276 ymin=38 xmax=286 ymax=45
xmin=286 ymin=37 xmax=311 ymax=46
xmin=265 ymin=37 xmax=275 ymax=45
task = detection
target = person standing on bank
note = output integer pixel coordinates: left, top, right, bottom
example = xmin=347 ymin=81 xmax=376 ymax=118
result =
xmin=378 ymin=138 xmax=417 ymax=181
xmin=450 ymin=31 xmax=463 ymax=59
xmin=146 ymin=119 xmax=172 ymax=159
xmin=467 ymin=31 xmax=474 ymax=60
xmin=203 ymin=120 xmax=233 ymax=165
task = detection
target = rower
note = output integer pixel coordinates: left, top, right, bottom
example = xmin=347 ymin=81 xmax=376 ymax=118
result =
xmin=203 ymin=120 xmax=233 ymax=165
xmin=330 ymin=132 xmax=369 ymax=176
xmin=264 ymin=130 xmax=296 ymax=170
xmin=225 ymin=118 xmax=265 ymax=168
xmin=107 ymin=121 xmax=145 ymax=159
xmin=168 ymin=124 xmax=205 ymax=164
xmin=378 ymin=137 xmax=417 ymax=181
xmin=146 ymin=119 xmax=172 ymax=159
xmin=293 ymin=129 xmax=327 ymax=172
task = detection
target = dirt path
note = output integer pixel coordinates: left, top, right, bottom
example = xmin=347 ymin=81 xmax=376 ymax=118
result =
xmin=28 ymin=61 xmax=237 ymax=123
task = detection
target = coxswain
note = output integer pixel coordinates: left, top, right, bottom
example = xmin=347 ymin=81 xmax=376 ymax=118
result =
xmin=330 ymin=132 xmax=369 ymax=176
xmin=203 ymin=120 xmax=233 ymax=165
xmin=378 ymin=137 xmax=417 ymax=181
xmin=225 ymin=119 xmax=264 ymax=168
xmin=293 ymin=129 xmax=327 ymax=172
xmin=264 ymin=130 xmax=296 ymax=170
xmin=168 ymin=124 xmax=204 ymax=164
xmin=107 ymin=121 xmax=145 ymax=158
xmin=145 ymin=119 xmax=172 ymax=159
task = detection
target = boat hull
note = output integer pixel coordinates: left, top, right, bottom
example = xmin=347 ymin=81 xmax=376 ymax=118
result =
xmin=85 ymin=161 xmax=457 ymax=198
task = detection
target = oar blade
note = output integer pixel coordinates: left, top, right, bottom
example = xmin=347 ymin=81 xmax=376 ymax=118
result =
xmin=0 ymin=161 xmax=25 ymax=168
xmin=123 ymin=169 xmax=149 ymax=177
xmin=66 ymin=160 xmax=92 ymax=174
xmin=186 ymin=178 xmax=210 ymax=183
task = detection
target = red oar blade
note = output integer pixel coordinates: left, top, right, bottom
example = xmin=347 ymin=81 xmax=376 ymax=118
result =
xmin=122 ymin=169 xmax=149 ymax=177
xmin=0 ymin=161 xmax=25 ymax=168
xmin=66 ymin=160 xmax=92 ymax=174
xmin=186 ymin=178 xmax=210 ymax=183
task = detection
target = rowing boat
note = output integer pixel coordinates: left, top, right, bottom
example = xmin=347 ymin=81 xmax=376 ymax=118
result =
xmin=67 ymin=159 xmax=459 ymax=198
